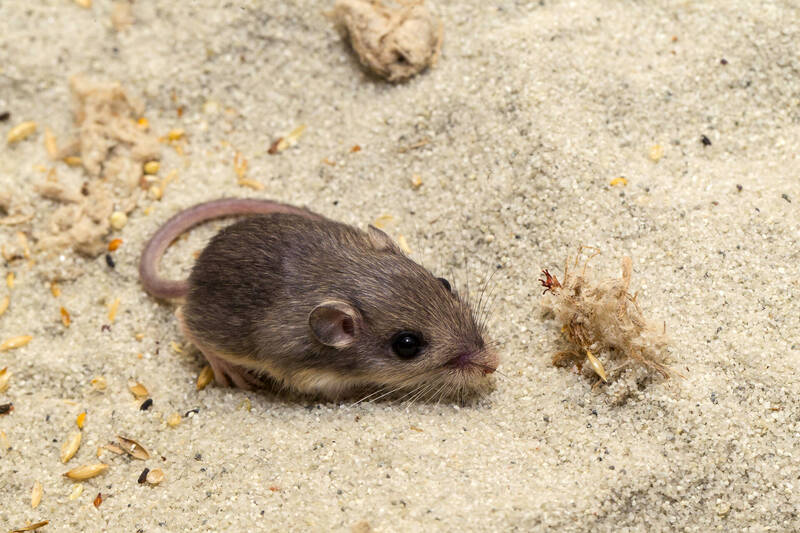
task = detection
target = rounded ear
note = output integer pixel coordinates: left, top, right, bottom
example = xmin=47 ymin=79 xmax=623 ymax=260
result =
xmin=367 ymin=225 xmax=401 ymax=253
xmin=308 ymin=300 xmax=362 ymax=348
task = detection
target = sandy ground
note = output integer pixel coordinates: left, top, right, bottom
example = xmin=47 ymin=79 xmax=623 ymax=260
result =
xmin=1 ymin=1 xmax=799 ymax=531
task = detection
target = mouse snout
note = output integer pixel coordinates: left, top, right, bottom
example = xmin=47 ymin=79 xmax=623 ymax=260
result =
xmin=447 ymin=347 xmax=499 ymax=375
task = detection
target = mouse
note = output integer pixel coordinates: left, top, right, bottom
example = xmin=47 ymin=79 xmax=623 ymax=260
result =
xmin=139 ymin=198 xmax=499 ymax=401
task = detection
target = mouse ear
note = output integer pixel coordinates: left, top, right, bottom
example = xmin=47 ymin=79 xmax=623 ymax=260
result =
xmin=308 ymin=300 xmax=362 ymax=348
xmin=367 ymin=225 xmax=402 ymax=253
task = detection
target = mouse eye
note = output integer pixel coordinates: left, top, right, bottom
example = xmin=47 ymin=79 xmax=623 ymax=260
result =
xmin=392 ymin=331 xmax=422 ymax=359
xmin=437 ymin=277 xmax=451 ymax=292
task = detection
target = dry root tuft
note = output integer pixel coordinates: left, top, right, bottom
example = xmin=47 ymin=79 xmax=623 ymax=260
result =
xmin=540 ymin=249 xmax=674 ymax=390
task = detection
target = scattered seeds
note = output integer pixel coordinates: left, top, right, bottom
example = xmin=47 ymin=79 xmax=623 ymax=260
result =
xmin=609 ymin=177 xmax=628 ymax=187
xmin=268 ymin=124 xmax=306 ymax=154
xmin=167 ymin=128 xmax=185 ymax=141
xmin=128 ymin=381 xmax=148 ymax=399
xmin=0 ymin=430 xmax=10 ymax=451
xmin=44 ymin=127 xmax=58 ymax=157
xmin=90 ymin=376 xmax=107 ymax=392
xmin=137 ymin=467 xmax=150 ymax=484
xmin=237 ymin=178 xmax=264 ymax=190
xmin=115 ymin=435 xmax=150 ymax=460
xmin=148 ymin=184 xmax=162 ymax=200
xmin=31 ymin=481 xmax=43 ymax=509
xmin=63 ymin=156 xmax=83 ymax=166
xmin=50 ymin=282 xmax=61 ymax=297
xmin=109 ymin=211 xmax=127 ymax=230
xmin=0 ymin=367 xmax=10 ymax=392
xmin=169 ymin=341 xmax=183 ymax=354
xmin=7 ymin=121 xmax=37 ymax=144
xmin=10 ymin=520 xmax=50 ymax=532
xmin=76 ymin=411 xmax=86 ymax=429
xmin=60 ymin=431 xmax=82 ymax=463
xmin=196 ymin=365 xmax=214 ymax=390
xmin=0 ymin=295 xmax=8 ymax=316
xmin=372 ymin=214 xmax=394 ymax=229
xmin=93 ymin=492 xmax=103 ymax=508
xmin=410 ymin=174 xmax=423 ymax=189
xmin=350 ymin=145 xmax=361 ymax=152
xmin=397 ymin=235 xmax=412 ymax=254
xmin=143 ymin=161 xmax=160 ymax=174
xmin=648 ymin=144 xmax=664 ymax=162
xmin=74 ymin=0 xmax=92 ymax=7
xmin=108 ymin=238 xmax=123 ymax=251
xmin=7 ymin=272 xmax=15 ymax=288
xmin=146 ymin=468 xmax=165 ymax=485
xmin=1 ymin=335 xmax=32 ymax=351
xmin=140 ymin=398 xmax=153 ymax=411
xmin=64 ymin=463 xmax=108 ymax=480
xmin=60 ymin=307 xmax=71 ymax=327
xmin=234 ymin=151 xmax=247 ymax=179
xmin=166 ymin=412 xmax=181 ymax=427
xmin=68 ymin=483 xmax=84 ymax=500
xmin=107 ymin=297 xmax=120 ymax=322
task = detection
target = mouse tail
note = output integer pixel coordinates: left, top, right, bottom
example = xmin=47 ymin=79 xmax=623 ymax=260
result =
xmin=139 ymin=198 xmax=322 ymax=300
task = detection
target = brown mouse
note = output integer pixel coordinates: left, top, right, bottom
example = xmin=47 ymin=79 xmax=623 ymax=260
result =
xmin=139 ymin=198 xmax=499 ymax=401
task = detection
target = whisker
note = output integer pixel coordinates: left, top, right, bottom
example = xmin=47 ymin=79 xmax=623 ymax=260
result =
xmin=349 ymin=386 xmax=388 ymax=407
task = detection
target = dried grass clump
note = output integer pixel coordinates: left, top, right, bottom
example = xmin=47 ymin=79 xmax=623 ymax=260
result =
xmin=540 ymin=249 xmax=673 ymax=388
xmin=330 ymin=0 xmax=443 ymax=82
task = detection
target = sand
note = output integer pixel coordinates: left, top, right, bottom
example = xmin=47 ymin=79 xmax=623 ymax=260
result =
xmin=1 ymin=1 xmax=798 ymax=531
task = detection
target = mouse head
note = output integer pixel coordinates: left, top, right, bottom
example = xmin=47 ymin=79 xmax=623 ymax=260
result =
xmin=307 ymin=226 xmax=499 ymax=402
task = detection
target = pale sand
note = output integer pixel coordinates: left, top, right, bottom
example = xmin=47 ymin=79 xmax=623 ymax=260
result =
xmin=1 ymin=1 xmax=799 ymax=531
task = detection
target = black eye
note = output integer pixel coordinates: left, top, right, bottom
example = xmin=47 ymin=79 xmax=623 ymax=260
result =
xmin=437 ymin=277 xmax=451 ymax=291
xmin=392 ymin=332 xmax=422 ymax=359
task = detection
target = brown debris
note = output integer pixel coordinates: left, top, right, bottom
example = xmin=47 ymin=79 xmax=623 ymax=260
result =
xmin=330 ymin=0 xmax=443 ymax=82
xmin=540 ymin=251 xmax=673 ymax=388
xmin=10 ymin=521 xmax=50 ymax=533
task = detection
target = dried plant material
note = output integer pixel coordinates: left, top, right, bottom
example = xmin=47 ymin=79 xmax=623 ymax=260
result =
xmin=196 ymin=364 xmax=214 ymax=390
xmin=238 ymin=398 xmax=252 ymax=411
xmin=233 ymin=151 xmax=247 ymax=179
xmin=31 ymin=481 xmax=43 ymax=509
xmin=128 ymin=381 xmax=148 ymax=399
xmin=609 ymin=177 xmax=627 ymax=187
xmin=1 ymin=335 xmax=33 ymax=351
xmin=10 ymin=521 xmax=50 ymax=533
xmin=115 ymin=435 xmax=150 ymax=460
xmin=90 ymin=376 xmax=107 ymax=392
xmin=0 ymin=213 xmax=34 ymax=226
xmin=372 ymin=214 xmax=394 ymax=229
xmin=50 ymin=282 xmax=61 ymax=297
xmin=0 ymin=367 xmax=10 ymax=392
xmin=107 ymin=238 xmax=123 ymax=251
xmin=397 ymin=137 xmax=431 ymax=153
xmin=44 ymin=127 xmax=58 ymax=157
xmin=540 ymin=252 xmax=672 ymax=387
xmin=397 ymin=235 xmax=412 ymax=254
xmin=93 ymin=492 xmax=103 ymax=507
xmin=102 ymin=443 xmax=126 ymax=456
xmin=7 ymin=272 xmax=15 ymax=288
xmin=7 ymin=121 xmax=37 ymax=144
xmin=268 ymin=124 xmax=306 ymax=154
xmin=107 ymin=297 xmax=120 ymax=322
xmin=237 ymin=178 xmax=265 ymax=191
xmin=146 ymin=468 xmax=165 ymax=485
xmin=60 ymin=431 xmax=82 ymax=463
xmin=330 ymin=0 xmax=443 ymax=82
xmin=166 ymin=412 xmax=181 ymax=427
xmin=68 ymin=483 xmax=83 ymax=500
xmin=0 ymin=295 xmax=8 ymax=316
xmin=111 ymin=1 xmax=134 ymax=31
xmin=64 ymin=463 xmax=108 ymax=480
xmin=76 ymin=411 xmax=86 ymax=429
xmin=169 ymin=341 xmax=183 ymax=354
xmin=143 ymin=160 xmax=160 ymax=174
xmin=60 ymin=306 xmax=71 ymax=327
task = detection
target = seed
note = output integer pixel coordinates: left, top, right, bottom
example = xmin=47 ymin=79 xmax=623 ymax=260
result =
xmin=167 ymin=128 xmax=185 ymax=141
xmin=68 ymin=483 xmax=83 ymax=500
xmin=196 ymin=365 xmax=214 ymax=390
xmin=237 ymin=178 xmax=264 ymax=190
xmin=648 ymin=144 xmax=664 ymax=162
xmin=146 ymin=468 xmax=165 ymax=485
xmin=202 ymin=100 xmax=219 ymax=114
xmin=74 ymin=0 xmax=92 ymax=7
xmin=90 ymin=376 xmax=107 ymax=392
xmin=93 ymin=492 xmax=103 ymax=507
xmin=10 ymin=520 xmax=49 ymax=532
xmin=350 ymin=145 xmax=361 ymax=153
xmin=138 ymin=467 xmax=150 ymax=483
xmin=0 ymin=403 xmax=13 ymax=415
xmin=44 ymin=127 xmax=58 ymax=157
xmin=234 ymin=151 xmax=247 ymax=179
xmin=139 ymin=398 xmax=153 ymax=411
xmin=128 ymin=381 xmax=148 ymax=399
xmin=0 ymin=295 xmax=9 ymax=316
xmin=169 ymin=341 xmax=183 ymax=354
xmin=107 ymin=297 xmax=120 ymax=322
xmin=60 ymin=307 xmax=71 ymax=327
xmin=110 ymin=211 xmax=127 ymax=230
xmin=31 ymin=481 xmax=43 ymax=508
xmin=6 ymin=272 xmax=14 ymax=288
xmin=108 ymin=238 xmax=123 ymax=251
xmin=609 ymin=177 xmax=628 ymax=187
xmin=397 ymin=235 xmax=412 ymax=255
xmin=60 ymin=431 xmax=82 ymax=463
xmin=584 ymin=349 xmax=608 ymax=383
xmin=64 ymin=463 xmax=108 ymax=480
xmin=410 ymin=174 xmax=423 ymax=189
xmin=166 ymin=412 xmax=181 ymax=427
xmin=148 ymin=184 xmax=162 ymax=200
xmin=0 ymin=335 xmax=32 ymax=351
xmin=116 ymin=435 xmax=150 ymax=460
xmin=372 ymin=214 xmax=394 ymax=229
xmin=76 ymin=411 xmax=86 ymax=429
xmin=143 ymin=161 xmax=160 ymax=174
xmin=0 ymin=430 xmax=10 ymax=451
xmin=50 ymin=282 xmax=61 ymax=297
xmin=0 ymin=367 xmax=10 ymax=392
xmin=7 ymin=121 xmax=37 ymax=144
xmin=63 ymin=156 xmax=82 ymax=166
